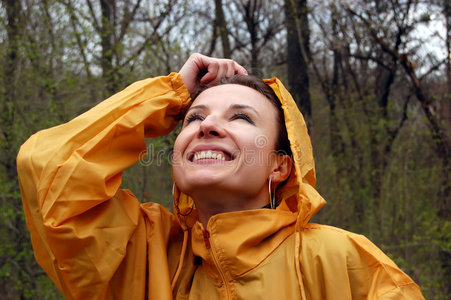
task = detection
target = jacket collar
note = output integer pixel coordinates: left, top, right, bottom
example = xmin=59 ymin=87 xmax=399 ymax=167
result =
xmin=190 ymin=207 xmax=297 ymax=280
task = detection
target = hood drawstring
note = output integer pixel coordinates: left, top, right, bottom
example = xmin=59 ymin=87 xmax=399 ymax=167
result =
xmin=171 ymin=229 xmax=189 ymax=290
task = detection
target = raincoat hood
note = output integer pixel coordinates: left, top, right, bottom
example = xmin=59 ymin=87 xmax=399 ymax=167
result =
xmin=173 ymin=77 xmax=327 ymax=231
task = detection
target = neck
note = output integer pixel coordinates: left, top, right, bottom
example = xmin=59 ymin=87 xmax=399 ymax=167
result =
xmin=193 ymin=187 xmax=269 ymax=228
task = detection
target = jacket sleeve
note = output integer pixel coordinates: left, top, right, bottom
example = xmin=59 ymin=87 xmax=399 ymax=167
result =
xmin=17 ymin=73 xmax=191 ymax=299
xmin=299 ymin=225 xmax=425 ymax=300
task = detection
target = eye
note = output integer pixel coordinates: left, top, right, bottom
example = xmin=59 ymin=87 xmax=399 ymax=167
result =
xmin=231 ymin=112 xmax=255 ymax=125
xmin=184 ymin=113 xmax=204 ymax=124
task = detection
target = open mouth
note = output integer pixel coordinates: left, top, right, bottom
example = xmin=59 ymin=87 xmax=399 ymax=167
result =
xmin=188 ymin=150 xmax=234 ymax=162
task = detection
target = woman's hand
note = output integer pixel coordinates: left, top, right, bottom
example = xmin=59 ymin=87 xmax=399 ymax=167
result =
xmin=179 ymin=53 xmax=248 ymax=96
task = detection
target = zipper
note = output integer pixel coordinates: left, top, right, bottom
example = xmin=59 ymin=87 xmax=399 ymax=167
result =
xmin=202 ymin=229 xmax=211 ymax=249
xmin=202 ymin=229 xmax=231 ymax=299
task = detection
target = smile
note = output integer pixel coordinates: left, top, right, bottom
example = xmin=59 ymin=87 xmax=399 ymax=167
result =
xmin=188 ymin=147 xmax=235 ymax=163
xmin=193 ymin=150 xmax=226 ymax=161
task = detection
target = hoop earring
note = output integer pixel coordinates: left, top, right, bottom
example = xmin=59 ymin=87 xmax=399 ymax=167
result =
xmin=173 ymin=183 xmax=194 ymax=216
xmin=268 ymin=177 xmax=276 ymax=209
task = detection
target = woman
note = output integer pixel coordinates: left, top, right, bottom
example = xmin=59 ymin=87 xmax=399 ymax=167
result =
xmin=17 ymin=54 xmax=424 ymax=299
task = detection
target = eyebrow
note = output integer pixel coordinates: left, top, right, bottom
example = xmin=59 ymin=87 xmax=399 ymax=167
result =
xmin=187 ymin=104 xmax=208 ymax=112
xmin=229 ymin=104 xmax=260 ymax=116
xmin=187 ymin=104 xmax=260 ymax=116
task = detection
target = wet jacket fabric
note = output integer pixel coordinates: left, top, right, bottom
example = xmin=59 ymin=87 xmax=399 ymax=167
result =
xmin=17 ymin=73 xmax=424 ymax=299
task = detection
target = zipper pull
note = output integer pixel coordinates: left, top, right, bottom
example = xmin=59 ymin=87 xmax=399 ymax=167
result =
xmin=202 ymin=229 xmax=211 ymax=249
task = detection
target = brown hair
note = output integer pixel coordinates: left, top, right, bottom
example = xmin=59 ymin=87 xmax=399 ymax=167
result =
xmin=193 ymin=75 xmax=292 ymax=157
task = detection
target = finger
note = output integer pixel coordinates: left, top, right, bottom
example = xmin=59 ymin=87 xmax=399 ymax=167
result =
xmin=194 ymin=54 xmax=211 ymax=72
xmin=207 ymin=60 xmax=237 ymax=84
xmin=199 ymin=58 xmax=247 ymax=85
xmin=214 ymin=64 xmax=229 ymax=83
xmin=200 ymin=61 xmax=219 ymax=84
xmin=234 ymin=62 xmax=248 ymax=75
xmin=225 ymin=62 xmax=235 ymax=77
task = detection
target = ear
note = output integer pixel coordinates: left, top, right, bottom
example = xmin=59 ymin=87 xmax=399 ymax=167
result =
xmin=270 ymin=155 xmax=292 ymax=183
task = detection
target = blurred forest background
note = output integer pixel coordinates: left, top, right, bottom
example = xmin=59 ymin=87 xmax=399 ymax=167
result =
xmin=0 ymin=0 xmax=449 ymax=299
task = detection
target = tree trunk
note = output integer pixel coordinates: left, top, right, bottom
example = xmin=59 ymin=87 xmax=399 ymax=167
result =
xmin=284 ymin=0 xmax=311 ymax=120
xmin=240 ymin=0 xmax=259 ymax=74
xmin=215 ymin=0 xmax=232 ymax=58
xmin=100 ymin=0 xmax=116 ymax=95
xmin=445 ymin=0 xmax=451 ymax=131
xmin=1 ymin=2 xmax=27 ymax=298
xmin=1 ymin=0 xmax=20 ymax=179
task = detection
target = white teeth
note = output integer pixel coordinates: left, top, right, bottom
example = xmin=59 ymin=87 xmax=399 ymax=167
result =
xmin=193 ymin=150 xmax=227 ymax=161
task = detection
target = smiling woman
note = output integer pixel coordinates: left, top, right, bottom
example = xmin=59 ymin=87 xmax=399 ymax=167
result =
xmin=173 ymin=81 xmax=292 ymax=223
xmin=17 ymin=53 xmax=425 ymax=299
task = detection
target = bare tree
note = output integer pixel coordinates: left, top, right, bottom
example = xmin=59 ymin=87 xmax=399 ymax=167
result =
xmin=226 ymin=0 xmax=285 ymax=74
xmin=444 ymin=0 xmax=451 ymax=130
xmin=214 ymin=0 xmax=232 ymax=58
xmin=82 ymin=0 xmax=178 ymax=95
xmin=284 ymin=0 xmax=312 ymax=120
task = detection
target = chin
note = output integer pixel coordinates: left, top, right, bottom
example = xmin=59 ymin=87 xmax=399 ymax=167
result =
xmin=187 ymin=172 xmax=226 ymax=188
xmin=174 ymin=169 xmax=223 ymax=192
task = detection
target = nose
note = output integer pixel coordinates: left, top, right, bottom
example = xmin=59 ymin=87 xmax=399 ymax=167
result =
xmin=198 ymin=115 xmax=226 ymax=138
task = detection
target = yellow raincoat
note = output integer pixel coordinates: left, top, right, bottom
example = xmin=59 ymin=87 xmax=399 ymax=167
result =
xmin=17 ymin=73 xmax=424 ymax=299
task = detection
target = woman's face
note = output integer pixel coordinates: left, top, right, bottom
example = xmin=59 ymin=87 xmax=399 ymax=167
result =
xmin=172 ymin=84 xmax=280 ymax=206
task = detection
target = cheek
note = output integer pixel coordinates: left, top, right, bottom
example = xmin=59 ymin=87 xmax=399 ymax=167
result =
xmin=236 ymin=135 xmax=273 ymax=170
xmin=172 ymin=127 xmax=197 ymax=183
xmin=240 ymin=128 xmax=274 ymax=152
xmin=173 ymin=134 xmax=183 ymax=155
xmin=172 ymin=138 xmax=186 ymax=190
xmin=173 ymin=126 xmax=195 ymax=155
xmin=172 ymin=133 xmax=187 ymax=171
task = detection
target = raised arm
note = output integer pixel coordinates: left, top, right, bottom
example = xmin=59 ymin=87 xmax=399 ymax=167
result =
xmin=17 ymin=54 xmax=247 ymax=299
xmin=17 ymin=73 xmax=190 ymax=299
